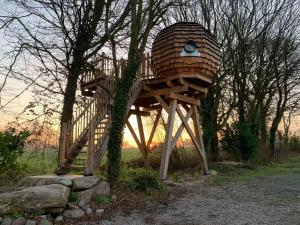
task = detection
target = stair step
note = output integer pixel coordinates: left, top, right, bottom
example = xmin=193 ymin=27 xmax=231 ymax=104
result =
xmin=71 ymin=164 xmax=86 ymax=169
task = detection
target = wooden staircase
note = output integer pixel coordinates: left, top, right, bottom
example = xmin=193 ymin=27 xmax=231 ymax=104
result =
xmin=57 ymin=53 xmax=153 ymax=174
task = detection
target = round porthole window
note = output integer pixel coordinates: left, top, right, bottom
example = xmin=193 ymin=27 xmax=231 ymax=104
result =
xmin=184 ymin=40 xmax=197 ymax=53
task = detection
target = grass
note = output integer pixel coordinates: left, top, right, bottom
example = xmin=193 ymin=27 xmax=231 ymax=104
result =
xmin=208 ymin=155 xmax=300 ymax=185
xmin=17 ymin=149 xmax=58 ymax=175
xmin=94 ymin=194 xmax=112 ymax=205
xmin=1 ymin=147 xmax=299 ymax=189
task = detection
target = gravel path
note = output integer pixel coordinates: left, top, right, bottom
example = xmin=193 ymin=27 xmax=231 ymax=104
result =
xmin=80 ymin=174 xmax=300 ymax=225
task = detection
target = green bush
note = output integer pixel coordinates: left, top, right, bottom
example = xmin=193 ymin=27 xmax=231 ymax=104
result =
xmin=221 ymin=122 xmax=257 ymax=161
xmin=119 ymin=167 xmax=164 ymax=194
xmin=289 ymin=135 xmax=300 ymax=152
xmin=221 ymin=124 xmax=240 ymax=160
xmin=0 ymin=127 xmax=30 ymax=169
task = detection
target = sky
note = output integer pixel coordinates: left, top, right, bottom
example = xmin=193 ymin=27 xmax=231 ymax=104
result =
xmin=0 ymin=0 xmax=299 ymax=148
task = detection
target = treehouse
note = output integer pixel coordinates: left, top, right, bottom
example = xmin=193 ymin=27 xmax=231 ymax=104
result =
xmin=56 ymin=22 xmax=221 ymax=180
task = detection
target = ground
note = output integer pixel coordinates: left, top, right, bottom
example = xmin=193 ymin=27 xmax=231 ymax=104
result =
xmin=1 ymin=149 xmax=299 ymax=225
xmin=76 ymin=174 xmax=300 ymax=225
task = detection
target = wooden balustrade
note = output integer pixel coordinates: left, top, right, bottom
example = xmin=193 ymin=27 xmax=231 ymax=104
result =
xmin=81 ymin=53 xmax=154 ymax=86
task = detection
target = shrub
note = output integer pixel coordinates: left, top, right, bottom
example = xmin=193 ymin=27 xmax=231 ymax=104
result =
xmin=0 ymin=127 xmax=30 ymax=169
xmin=221 ymin=122 xmax=257 ymax=161
xmin=221 ymin=124 xmax=240 ymax=160
xmin=289 ymin=135 xmax=300 ymax=152
xmin=119 ymin=167 xmax=164 ymax=194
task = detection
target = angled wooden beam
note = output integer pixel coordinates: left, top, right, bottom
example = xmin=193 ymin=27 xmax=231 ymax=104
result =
xmin=139 ymin=85 xmax=188 ymax=99
xmin=178 ymin=78 xmax=208 ymax=94
xmin=136 ymin=108 xmax=149 ymax=168
xmin=146 ymin=107 xmax=162 ymax=149
xmin=167 ymin=92 xmax=200 ymax=105
xmin=170 ymin=106 xmax=193 ymax=152
xmin=192 ymin=105 xmax=208 ymax=173
xmin=176 ymin=105 xmax=201 ymax=153
xmin=143 ymin=84 xmax=169 ymax=111
xmin=125 ymin=120 xmax=146 ymax=159
xmin=129 ymin=109 xmax=151 ymax=116
xmin=160 ymin=99 xmax=177 ymax=180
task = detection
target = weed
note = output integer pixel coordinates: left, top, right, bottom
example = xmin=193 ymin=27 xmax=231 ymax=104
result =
xmin=68 ymin=191 xmax=79 ymax=204
xmin=94 ymin=194 xmax=112 ymax=205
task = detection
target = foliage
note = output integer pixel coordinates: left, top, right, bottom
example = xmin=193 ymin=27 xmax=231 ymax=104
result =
xmin=289 ymin=135 xmax=300 ymax=152
xmin=221 ymin=124 xmax=240 ymax=160
xmin=237 ymin=122 xmax=257 ymax=161
xmin=94 ymin=194 xmax=112 ymax=205
xmin=221 ymin=122 xmax=257 ymax=161
xmin=119 ymin=167 xmax=165 ymax=194
xmin=68 ymin=191 xmax=79 ymax=204
xmin=0 ymin=128 xmax=30 ymax=169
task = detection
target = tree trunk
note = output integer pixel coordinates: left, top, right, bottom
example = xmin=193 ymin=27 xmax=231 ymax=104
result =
xmin=107 ymin=54 xmax=141 ymax=184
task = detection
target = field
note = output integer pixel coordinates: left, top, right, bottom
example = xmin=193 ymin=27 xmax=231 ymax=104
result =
xmin=1 ymin=147 xmax=299 ymax=189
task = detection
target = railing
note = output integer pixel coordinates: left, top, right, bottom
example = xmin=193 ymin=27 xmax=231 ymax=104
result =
xmin=60 ymin=52 xmax=151 ymax=164
xmin=81 ymin=53 xmax=155 ymax=86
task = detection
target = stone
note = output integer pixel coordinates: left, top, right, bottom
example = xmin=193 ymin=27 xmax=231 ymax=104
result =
xmin=67 ymin=203 xmax=79 ymax=210
xmin=0 ymin=217 xmax=2 ymax=223
xmin=1 ymin=217 xmax=12 ymax=225
xmin=95 ymin=208 xmax=104 ymax=214
xmin=78 ymin=188 xmax=94 ymax=208
xmin=63 ymin=209 xmax=85 ymax=219
xmin=24 ymin=220 xmax=36 ymax=225
xmin=209 ymin=170 xmax=218 ymax=176
xmin=72 ymin=176 xmax=99 ymax=191
xmin=12 ymin=217 xmax=26 ymax=225
xmin=85 ymin=207 xmax=93 ymax=215
xmin=39 ymin=219 xmax=52 ymax=225
xmin=93 ymin=182 xmax=110 ymax=196
xmin=54 ymin=216 xmax=63 ymax=223
xmin=77 ymin=181 xmax=110 ymax=207
xmin=18 ymin=175 xmax=82 ymax=187
xmin=0 ymin=184 xmax=70 ymax=215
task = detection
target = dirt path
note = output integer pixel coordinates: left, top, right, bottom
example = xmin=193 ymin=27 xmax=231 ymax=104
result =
xmin=80 ymin=174 xmax=300 ymax=225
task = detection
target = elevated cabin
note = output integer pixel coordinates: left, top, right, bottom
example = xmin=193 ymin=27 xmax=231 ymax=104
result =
xmin=58 ymin=22 xmax=221 ymax=180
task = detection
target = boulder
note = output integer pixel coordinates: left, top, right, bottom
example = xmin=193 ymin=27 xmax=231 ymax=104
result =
xmin=1 ymin=217 xmax=12 ymax=225
xmin=78 ymin=188 xmax=94 ymax=208
xmin=63 ymin=209 xmax=85 ymax=219
xmin=54 ymin=216 xmax=63 ymax=223
xmin=72 ymin=176 xmax=99 ymax=191
xmin=93 ymin=182 xmax=110 ymax=196
xmin=0 ymin=184 xmax=70 ymax=215
xmin=39 ymin=219 xmax=52 ymax=225
xmin=24 ymin=220 xmax=36 ymax=225
xmin=12 ymin=218 xmax=26 ymax=225
xmin=18 ymin=175 xmax=82 ymax=187
xmin=77 ymin=182 xmax=110 ymax=207
xmin=85 ymin=207 xmax=93 ymax=215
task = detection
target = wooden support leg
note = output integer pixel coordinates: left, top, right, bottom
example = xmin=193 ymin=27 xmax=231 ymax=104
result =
xmin=160 ymin=99 xmax=177 ymax=180
xmin=192 ymin=105 xmax=208 ymax=174
xmin=136 ymin=108 xmax=149 ymax=168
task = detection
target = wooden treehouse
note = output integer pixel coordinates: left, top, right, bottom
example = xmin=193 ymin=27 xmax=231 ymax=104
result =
xmin=57 ymin=22 xmax=221 ymax=180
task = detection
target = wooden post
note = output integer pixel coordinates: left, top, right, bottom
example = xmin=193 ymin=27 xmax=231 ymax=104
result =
xmin=136 ymin=108 xmax=149 ymax=168
xmin=160 ymin=99 xmax=177 ymax=180
xmin=87 ymin=122 xmax=95 ymax=172
xmin=192 ymin=105 xmax=209 ymax=174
